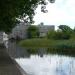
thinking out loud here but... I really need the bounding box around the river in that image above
[8,41,75,75]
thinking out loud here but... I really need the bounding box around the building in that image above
[9,22,30,39]
[10,22,55,39]
[37,24,55,37]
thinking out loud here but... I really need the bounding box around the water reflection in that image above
[8,41,75,58]
[8,41,75,75]
[16,55,75,75]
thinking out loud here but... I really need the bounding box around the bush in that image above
[47,30,56,39]
[27,25,39,38]
[47,30,71,40]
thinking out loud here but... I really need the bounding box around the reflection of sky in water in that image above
[16,55,75,75]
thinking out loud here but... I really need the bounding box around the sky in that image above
[33,0,75,29]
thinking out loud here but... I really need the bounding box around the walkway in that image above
[0,45,27,75]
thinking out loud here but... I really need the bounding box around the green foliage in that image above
[47,30,56,39]
[27,25,39,38]
[70,33,75,40]
[55,30,70,40]
[58,25,73,33]
[73,27,75,32]
[0,0,55,32]
[19,38,75,50]
[58,25,75,39]
[47,25,73,40]
[70,27,75,39]
[47,29,70,40]
[19,38,55,47]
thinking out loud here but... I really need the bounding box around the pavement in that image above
[0,45,27,75]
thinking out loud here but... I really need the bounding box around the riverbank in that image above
[0,44,27,75]
[19,38,75,49]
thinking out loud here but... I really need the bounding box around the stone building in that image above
[37,24,55,37]
[9,22,30,39]
[10,22,55,39]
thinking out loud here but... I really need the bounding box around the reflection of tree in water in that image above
[69,59,75,75]
[27,48,47,57]
[55,57,75,75]
[56,57,65,75]
[47,48,75,57]
[8,41,30,58]
[8,41,75,58]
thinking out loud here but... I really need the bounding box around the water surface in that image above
[15,49,75,75]
[8,41,75,75]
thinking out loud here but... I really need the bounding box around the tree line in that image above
[27,25,75,40]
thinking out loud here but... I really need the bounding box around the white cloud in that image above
[33,0,75,29]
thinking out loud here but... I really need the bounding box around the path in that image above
[0,45,27,75]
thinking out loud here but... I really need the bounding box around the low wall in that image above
[11,58,28,75]
[0,44,28,75]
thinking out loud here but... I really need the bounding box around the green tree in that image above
[47,29,71,40]
[0,0,55,32]
[70,27,75,40]
[55,31,70,40]
[58,25,73,39]
[47,30,56,39]
[58,25,73,33]
[27,25,39,38]
[73,27,75,33]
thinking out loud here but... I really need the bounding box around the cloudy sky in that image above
[33,0,75,29]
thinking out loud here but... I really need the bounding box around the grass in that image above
[18,38,75,57]
[18,38,75,49]
[19,38,56,47]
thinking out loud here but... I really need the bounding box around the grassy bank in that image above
[18,38,75,49]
